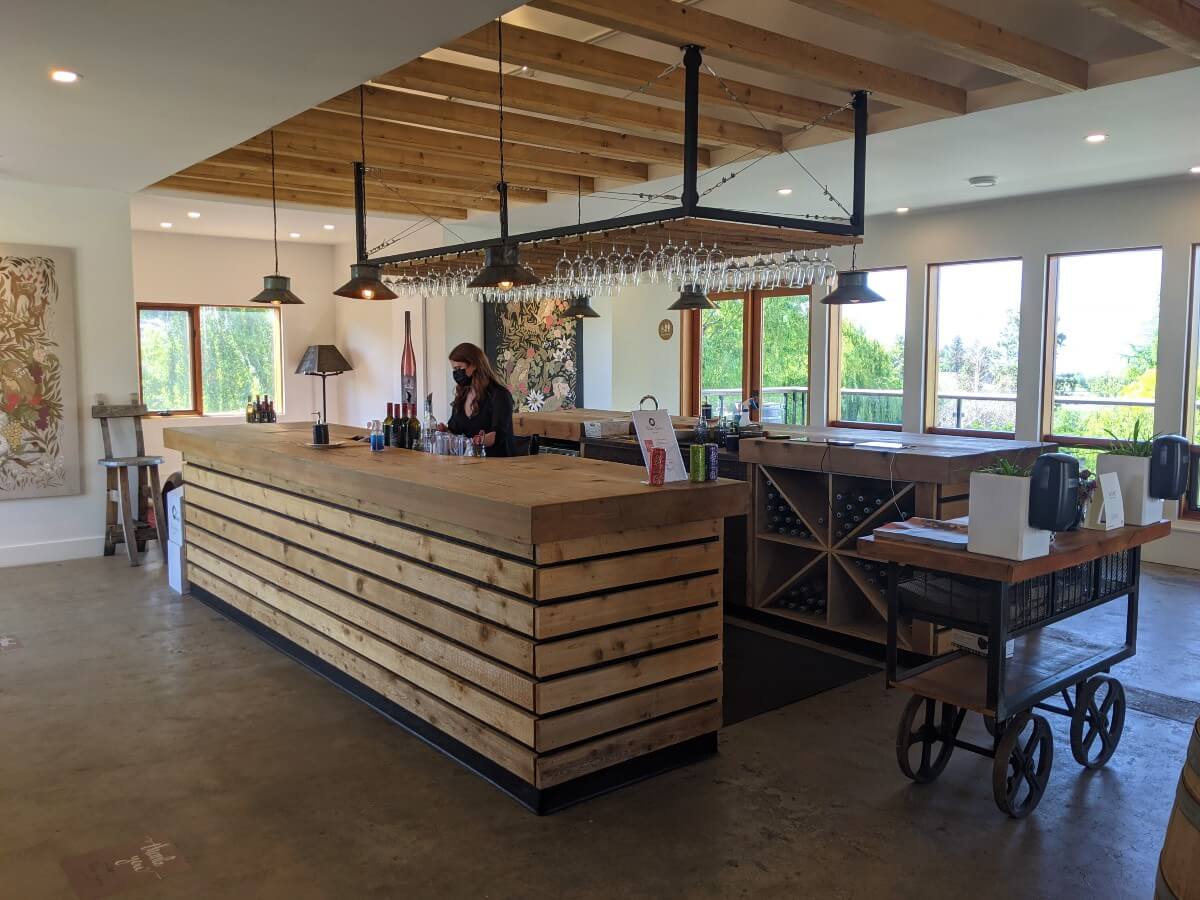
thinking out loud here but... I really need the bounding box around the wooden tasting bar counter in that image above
[163,423,747,812]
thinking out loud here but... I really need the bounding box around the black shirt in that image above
[447,383,515,457]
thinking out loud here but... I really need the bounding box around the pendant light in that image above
[333,87,398,301]
[250,131,304,305]
[668,283,716,311]
[562,294,600,319]
[467,17,540,293]
[821,244,885,305]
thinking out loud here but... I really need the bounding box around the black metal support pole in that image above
[851,90,868,234]
[681,45,702,214]
[352,161,368,262]
[320,374,328,425]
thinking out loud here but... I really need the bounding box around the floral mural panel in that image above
[0,246,81,500]
[483,299,583,413]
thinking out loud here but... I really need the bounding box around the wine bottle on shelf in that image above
[405,391,421,449]
[401,311,418,421]
[392,400,407,448]
[245,395,254,423]
[253,395,262,423]
[383,402,395,446]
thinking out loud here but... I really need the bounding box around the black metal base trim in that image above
[190,584,718,815]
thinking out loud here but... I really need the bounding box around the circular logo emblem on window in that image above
[658,319,674,341]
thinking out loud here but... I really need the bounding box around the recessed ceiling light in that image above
[50,69,80,83]
[895,207,910,214]
[1085,132,1108,144]
[323,223,335,230]
[289,232,301,238]
[1190,166,1200,175]
[159,221,173,229]
[777,187,793,196]
[186,211,201,219]
[968,175,997,188]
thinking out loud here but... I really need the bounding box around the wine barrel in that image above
[1157,717,1200,899]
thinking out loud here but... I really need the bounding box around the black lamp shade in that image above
[250,274,304,305]
[467,244,540,291]
[821,269,887,305]
[668,284,716,311]
[562,295,600,319]
[295,345,353,376]
[334,262,397,301]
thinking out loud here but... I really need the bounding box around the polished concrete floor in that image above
[2,555,1197,900]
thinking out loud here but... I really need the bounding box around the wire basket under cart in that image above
[858,523,1168,819]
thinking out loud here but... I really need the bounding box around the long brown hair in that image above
[448,342,506,413]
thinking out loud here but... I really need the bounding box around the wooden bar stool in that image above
[93,404,168,566]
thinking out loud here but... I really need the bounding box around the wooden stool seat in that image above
[98,455,165,468]
[92,403,168,567]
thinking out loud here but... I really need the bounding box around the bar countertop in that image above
[163,422,747,546]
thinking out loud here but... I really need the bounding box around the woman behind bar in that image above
[447,342,515,457]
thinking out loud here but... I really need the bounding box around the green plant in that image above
[1104,419,1158,457]
[976,458,1033,477]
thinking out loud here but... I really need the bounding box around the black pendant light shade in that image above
[250,130,304,305]
[562,294,600,319]
[821,270,886,305]
[250,274,304,305]
[467,244,539,291]
[334,262,398,300]
[668,283,716,311]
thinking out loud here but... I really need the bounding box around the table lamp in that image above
[295,345,352,426]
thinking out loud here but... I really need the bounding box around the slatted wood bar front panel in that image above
[182,457,723,790]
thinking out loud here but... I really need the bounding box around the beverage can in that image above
[689,443,706,482]
[706,442,719,481]
[649,447,666,486]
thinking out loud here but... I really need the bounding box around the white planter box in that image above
[967,472,1051,560]
[1095,453,1162,526]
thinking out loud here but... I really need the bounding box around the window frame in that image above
[923,256,1022,439]
[136,302,203,416]
[682,286,813,424]
[1041,245,1163,451]
[1182,243,1200,520]
[826,265,907,431]
[135,301,283,417]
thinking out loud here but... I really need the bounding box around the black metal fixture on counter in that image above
[821,244,886,305]
[561,294,600,319]
[295,344,353,426]
[249,131,304,306]
[466,16,539,294]
[333,87,397,301]
[667,283,716,311]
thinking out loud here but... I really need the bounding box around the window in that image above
[926,259,1022,435]
[686,288,811,424]
[136,303,282,415]
[1184,245,1200,519]
[828,268,907,428]
[1044,248,1162,465]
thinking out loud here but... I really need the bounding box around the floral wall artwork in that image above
[0,246,81,500]
[483,299,583,412]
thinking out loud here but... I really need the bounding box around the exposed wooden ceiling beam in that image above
[319,86,704,168]
[175,163,504,213]
[200,148,547,204]
[152,176,471,220]
[445,21,856,132]
[240,127,609,193]
[530,0,967,114]
[279,108,640,183]
[378,57,784,151]
[790,0,1089,92]
[1074,0,1200,59]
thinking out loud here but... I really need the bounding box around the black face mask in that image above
[452,368,470,386]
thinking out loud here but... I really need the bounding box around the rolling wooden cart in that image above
[859,521,1170,818]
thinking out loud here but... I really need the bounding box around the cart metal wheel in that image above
[992,712,1054,818]
[896,695,959,784]
[1070,675,1126,769]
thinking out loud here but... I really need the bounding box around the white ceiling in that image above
[0,0,522,192]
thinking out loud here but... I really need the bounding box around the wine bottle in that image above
[392,401,407,448]
[245,394,254,423]
[405,390,420,449]
[401,311,417,420]
[268,399,277,423]
[253,395,262,423]
[384,402,395,446]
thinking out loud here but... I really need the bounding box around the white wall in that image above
[0,180,135,566]
[132,231,339,473]
[610,283,681,413]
